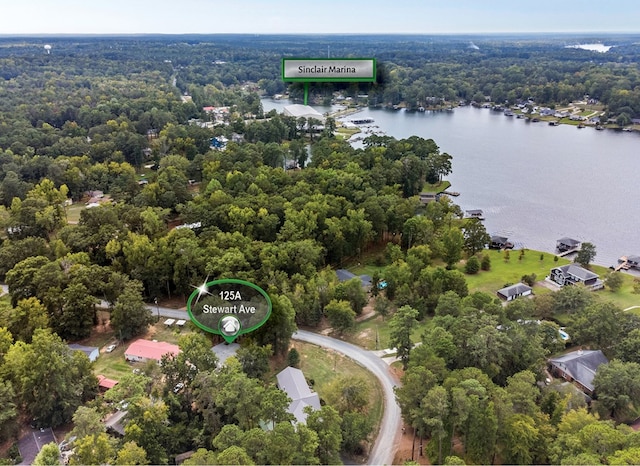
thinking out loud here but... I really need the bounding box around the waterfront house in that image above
[549,264,603,289]
[419,192,438,204]
[497,283,533,301]
[556,237,581,252]
[276,367,321,424]
[548,349,608,396]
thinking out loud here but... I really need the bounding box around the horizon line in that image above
[1,31,640,37]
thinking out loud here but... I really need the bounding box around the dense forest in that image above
[0,35,640,465]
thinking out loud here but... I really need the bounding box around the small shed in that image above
[497,283,533,301]
[68,343,99,363]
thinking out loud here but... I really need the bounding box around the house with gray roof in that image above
[497,283,532,301]
[276,366,321,424]
[548,350,609,395]
[68,343,99,362]
[335,269,372,288]
[549,264,603,290]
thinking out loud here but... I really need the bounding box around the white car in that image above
[105,344,117,353]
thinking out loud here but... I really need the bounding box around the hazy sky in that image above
[2,0,639,35]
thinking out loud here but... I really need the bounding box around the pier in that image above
[614,258,631,272]
[557,247,580,257]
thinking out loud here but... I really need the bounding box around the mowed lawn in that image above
[462,249,571,294]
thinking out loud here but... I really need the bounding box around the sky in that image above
[1,0,639,35]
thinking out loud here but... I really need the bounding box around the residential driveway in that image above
[18,427,57,465]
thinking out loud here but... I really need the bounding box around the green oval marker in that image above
[187,279,272,343]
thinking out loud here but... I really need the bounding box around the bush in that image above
[465,256,480,274]
[287,348,300,367]
[634,279,640,294]
[521,273,537,287]
[481,254,491,271]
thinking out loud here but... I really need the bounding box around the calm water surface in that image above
[263,99,640,267]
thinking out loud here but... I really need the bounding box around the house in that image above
[419,192,439,204]
[548,349,609,395]
[335,269,372,288]
[490,235,513,249]
[276,367,321,424]
[556,237,581,252]
[124,339,180,363]
[549,264,603,289]
[497,283,533,301]
[68,343,99,363]
[97,375,119,392]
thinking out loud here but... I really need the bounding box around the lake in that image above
[262,99,640,267]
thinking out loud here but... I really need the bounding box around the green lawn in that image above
[422,180,451,193]
[292,341,384,442]
[346,314,430,351]
[463,249,570,294]
[65,203,86,223]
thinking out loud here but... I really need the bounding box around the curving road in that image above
[292,330,401,466]
[1,288,403,465]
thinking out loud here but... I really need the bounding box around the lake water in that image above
[262,99,640,267]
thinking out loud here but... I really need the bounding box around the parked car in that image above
[105,344,117,353]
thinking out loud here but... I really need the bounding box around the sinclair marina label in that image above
[282,58,376,82]
[187,279,272,343]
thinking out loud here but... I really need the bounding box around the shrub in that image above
[287,348,300,367]
[465,256,480,274]
[521,273,537,287]
[481,254,491,271]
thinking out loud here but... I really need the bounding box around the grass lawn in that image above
[346,314,430,351]
[463,249,571,294]
[422,180,451,193]
[589,264,640,310]
[291,341,384,443]
[85,320,196,381]
[65,203,86,223]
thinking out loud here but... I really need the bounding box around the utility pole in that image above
[155,297,159,322]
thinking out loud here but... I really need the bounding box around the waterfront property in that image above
[548,349,608,396]
[549,264,603,290]
[619,255,640,270]
[465,209,485,220]
[419,191,439,204]
[496,283,533,301]
[556,237,581,253]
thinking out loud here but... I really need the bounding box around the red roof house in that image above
[97,375,119,391]
[125,340,180,363]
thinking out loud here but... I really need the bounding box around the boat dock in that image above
[615,258,631,272]
[557,247,580,257]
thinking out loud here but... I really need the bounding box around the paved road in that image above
[4,288,402,465]
[293,330,401,466]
